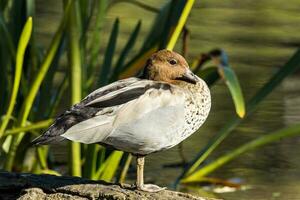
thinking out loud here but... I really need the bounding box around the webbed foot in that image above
[137,184,166,192]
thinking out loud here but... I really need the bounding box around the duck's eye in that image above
[169,59,177,65]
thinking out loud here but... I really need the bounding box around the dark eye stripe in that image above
[169,59,177,65]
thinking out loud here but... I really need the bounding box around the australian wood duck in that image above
[32,49,211,192]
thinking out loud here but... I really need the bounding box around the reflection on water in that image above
[37,0,300,199]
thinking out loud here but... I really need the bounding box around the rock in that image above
[0,171,220,200]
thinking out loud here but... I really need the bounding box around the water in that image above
[36,1,300,199]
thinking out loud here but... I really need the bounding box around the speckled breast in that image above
[180,79,211,139]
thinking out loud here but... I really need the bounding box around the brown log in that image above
[0,171,221,200]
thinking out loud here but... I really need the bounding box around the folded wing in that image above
[32,78,140,145]
[32,77,185,147]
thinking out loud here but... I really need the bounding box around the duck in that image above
[32,49,211,192]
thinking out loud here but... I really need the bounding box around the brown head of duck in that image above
[142,50,199,85]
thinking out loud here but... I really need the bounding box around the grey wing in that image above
[80,77,140,105]
[31,77,140,145]
[63,84,187,155]
[31,77,174,145]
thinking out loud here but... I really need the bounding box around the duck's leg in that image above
[136,155,166,192]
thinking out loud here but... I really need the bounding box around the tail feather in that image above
[31,132,65,146]
[31,111,87,146]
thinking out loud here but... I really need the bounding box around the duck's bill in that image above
[175,69,198,84]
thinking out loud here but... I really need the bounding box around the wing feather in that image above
[85,80,170,108]
[59,81,185,147]
[32,78,141,145]
[61,115,114,144]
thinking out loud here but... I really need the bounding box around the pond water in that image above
[36,1,300,199]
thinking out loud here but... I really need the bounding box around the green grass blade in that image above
[210,49,246,118]
[4,119,53,136]
[17,4,69,127]
[98,18,119,86]
[221,66,245,118]
[96,151,123,182]
[88,0,107,79]
[83,144,99,178]
[0,58,9,115]
[37,41,66,119]
[0,17,32,138]
[4,2,71,171]
[175,48,300,185]
[166,0,195,50]
[67,5,82,105]
[159,0,185,49]
[118,153,132,183]
[110,20,141,81]
[0,13,14,115]
[198,66,245,118]
[140,1,170,51]
[36,147,48,169]
[120,0,193,78]
[0,12,16,58]
[181,123,300,182]
[67,1,82,177]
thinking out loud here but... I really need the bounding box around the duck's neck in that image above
[176,81,204,94]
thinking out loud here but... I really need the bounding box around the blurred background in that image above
[1,0,300,200]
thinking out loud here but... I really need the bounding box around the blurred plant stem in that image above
[118,153,132,183]
[3,119,53,136]
[0,17,32,138]
[66,0,82,177]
